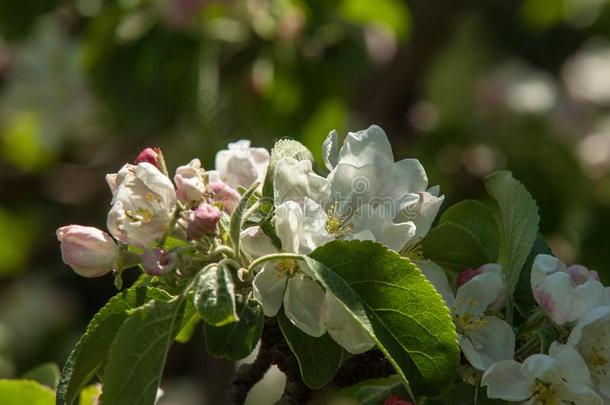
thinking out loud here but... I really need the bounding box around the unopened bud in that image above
[142,248,176,276]
[57,225,118,277]
[135,147,161,167]
[186,203,221,240]
[457,268,480,288]
[207,181,240,213]
[567,264,599,286]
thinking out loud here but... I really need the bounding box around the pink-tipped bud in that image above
[186,203,221,240]
[142,248,176,276]
[134,147,162,169]
[383,395,414,405]
[57,225,118,277]
[457,268,480,288]
[207,181,240,213]
[567,264,599,286]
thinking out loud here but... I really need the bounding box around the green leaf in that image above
[262,138,315,198]
[56,286,171,405]
[101,296,188,405]
[425,382,505,404]
[0,380,55,405]
[204,297,264,361]
[277,311,345,389]
[485,171,539,295]
[21,363,59,389]
[175,313,201,344]
[439,200,500,261]
[229,182,260,258]
[194,265,238,326]
[306,240,459,396]
[419,222,489,272]
[513,234,553,317]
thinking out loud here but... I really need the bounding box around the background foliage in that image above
[2,0,610,402]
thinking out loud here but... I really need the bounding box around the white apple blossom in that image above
[567,306,610,400]
[241,201,374,352]
[107,162,177,249]
[531,254,606,325]
[174,158,206,203]
[482,343,602,404]
[273,125,442,252]
[215,140,270,190]
[419,261,514,371]
[56,225,118,277]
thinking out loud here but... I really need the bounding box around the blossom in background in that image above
[531,254,607,325]
[482,343,602,404]
[174,158,206,203]
[567,306,610,400]
[205,181,241,213]
[185,203,221,240]
[421,262,514,371]
[107,162,177,249]
[56,225,118,277]
[215,140,269,190]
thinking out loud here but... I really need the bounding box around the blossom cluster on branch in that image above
[55,126,610,405]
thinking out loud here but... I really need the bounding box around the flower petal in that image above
[273,157,331,205]
[521,354,562,384]
[350,204,415,252]
[284,275,326,337]
[455,271,505,318]
[463,316,515,371]
[533,271,573,325]
[530,254,565,291]
[252,264,288,317]
[240,226,278,260]
[481,360,534,401]
[322,130,339,171]
[274,201,304,253]
[324,292,375,354]
[337,125,394,167]
[568,280,606,322]
[549,342,592,386]
[397,191,444,244]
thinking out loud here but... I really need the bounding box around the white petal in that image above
[337,125,394,167]
[135,162,177,207]
[568,280,606,322]
[415,260,455,307]
[549,342,592,386]
[350,204,415,252]
[521,354,562,384]
[378,158,428,200]
[567,306,610,347]
[322,130,339,171]
[273,157,331,205]
[324,292,375,354]
[463,316,515,371]
[284,275,326,337]
[531,254,565,290]
[274,201,304,253]
[252,264,287,317]
[328,162,379,212]
[240,226,278,260]
[481,360,534,401]
[556,382,603,405]
[300,198,334,253]
[455,271,505,318]
[397,191,444,244]
[533,271,574,325]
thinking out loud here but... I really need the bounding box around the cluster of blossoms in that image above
[57,126,442,356]
[56,125,610,404]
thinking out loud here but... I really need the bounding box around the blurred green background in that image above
[1,0,610,403]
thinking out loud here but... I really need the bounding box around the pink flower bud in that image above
[134,147,162,169]
[457,268,480,288]
[142,248,176,276]
[186,203,221,240]
[57,225,118,277]
[383,395,413,405]
[207,181,240,213]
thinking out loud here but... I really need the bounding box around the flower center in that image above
[325,203,352,236]
[456,312,487,333]
[125,208,153,224]
[532,382,559,405]
[276,259,298,277]
[589,346,609,376]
